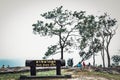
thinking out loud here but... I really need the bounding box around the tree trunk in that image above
[106,46,111,67]
[101,39,105,67]
[101,51,105,67]
[61,47,64,59]
[80,58,84,63]
[59,30,64,60]
[93,53,95,66]
[102,37,105,67]
[102,53,105,67]
[92,38,95,67]
[106,36,112,67]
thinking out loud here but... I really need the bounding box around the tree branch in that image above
[63,27,77,47]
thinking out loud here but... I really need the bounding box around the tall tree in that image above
[98,13,117,67]
[76,15,102,65]
[32,6,85,59]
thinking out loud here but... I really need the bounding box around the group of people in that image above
[1,65,10,68]
[77,62,91,69]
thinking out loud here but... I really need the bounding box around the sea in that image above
[0,59,25,67]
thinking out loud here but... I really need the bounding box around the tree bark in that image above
[93,53,95,66]
[61,47,64,59]
[106,45,111,67]
[105,36,112,67]
[101,50,105,67]
[101,38,105,67]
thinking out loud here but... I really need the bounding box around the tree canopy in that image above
[32,6,84,59]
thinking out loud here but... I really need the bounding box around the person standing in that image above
[88,62,91,69]
[82,61,86,68]
[77,62,82,69]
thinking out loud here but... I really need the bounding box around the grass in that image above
[0,69,120,80]
[0,70,56,80]
[64,69,120,80]
[37,70,56,76]
[0,73,22,80]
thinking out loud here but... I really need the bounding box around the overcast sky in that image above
[0,0,120,65]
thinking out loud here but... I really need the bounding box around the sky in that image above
[0,0,120,66]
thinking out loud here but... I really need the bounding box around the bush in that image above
[67,58,73,67]
[111,55,120,66]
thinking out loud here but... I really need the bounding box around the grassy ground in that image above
[0,70,56,80]
[0,69,120,80]
[0,72,22,80]
[64,69,120,80]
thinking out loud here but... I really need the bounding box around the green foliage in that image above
[44,45,58,59]
[73,11,86,19]
[76,15,97,38]
[98,13,117,37]
[76,14,102,61]
[32,6,75,36]
[79,51,92,60]
[32,6,85,59]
